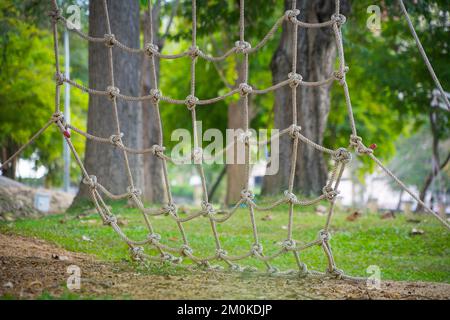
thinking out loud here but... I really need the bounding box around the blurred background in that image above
[0,0,449,219]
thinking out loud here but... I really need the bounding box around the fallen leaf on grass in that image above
[410,228,424,236]
[82,235,93,242]
[262,214,273,221]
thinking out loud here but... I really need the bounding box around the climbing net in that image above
[2,0,449,280]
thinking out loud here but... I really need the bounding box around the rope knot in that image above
[103,215,117,226]
[109,132,124,146]
[181,245,193,256]
[201,201,215,216]
[281,239,296,250]
[349,134,373,155]
[192,147,203,163]
[163,203,177,216]
[231,264,244,272]
[251,243,263,255]
[144,43,159,56]
[185,95,199,110]
[161,253,182,263]
[216,248,228,258]
[267,266,280,274]
[54,72,65,86]
[318,229,332,242]
[333,66,349,85]
[149,89,162,104]
[288,72,303,88]
[104,33,116,47]
[285,9,300,22]
[188,45,200,58]
[147,233,161,244]
[127,186,142,198]
[327,267,345,279]
[82,175,98,189]
[130,246,144,260]
[289,124,302,139]
[331,13,347,26]
[238,83,253,96]
[332,147,352,164]
[235,40,251,53]
[51,111,65,124]
[237,130,252,144]
[322,186,339,201]
[151,145,166,158]
[240,189,254,202]
[106,86,120,100]
[47,8,62,22]
[283,190,298,204]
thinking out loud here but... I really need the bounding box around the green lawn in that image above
[1,199,449,283]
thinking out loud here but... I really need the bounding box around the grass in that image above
[1,199,449,283]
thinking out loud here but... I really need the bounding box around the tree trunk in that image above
[1,140,18,179]
[262,0,350,196]
[141,4,165,203]
[73,0,143,202]
[416,109,449,212]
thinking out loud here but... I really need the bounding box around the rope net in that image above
[2,0,449,280]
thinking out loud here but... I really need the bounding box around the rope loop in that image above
[54,72,65,86]
[103,215,117,226]
[144,43,159,56]
[240,189,255,202]
[322,186,339,201]
[151,144,166,158]
[147,233,161,244]
[298,262,308,276]
[318,229,332,242]
[332,147,352,164]
[285,9,300,22]
[109,132,124,146]
[235,40,251,53]
[201,201,215,217]
[281,239,296,251]
[216,248,228,258]
[149,88,161,104]
[238,83,253,96]
[289,124,302,139]
[331,13,347,26]
[103,33,116,47]
[349,134,373,155]
[127,186,142,198]
[185,95,199,110]
[82,175,98,189]
[106,86,120,100]
[181,245,193,256]
[283,190,298,204]
[251,243,263,255]
[288,72,303,88]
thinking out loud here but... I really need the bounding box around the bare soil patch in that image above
[0,233,449,300]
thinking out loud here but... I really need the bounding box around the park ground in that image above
[0,200,449,299]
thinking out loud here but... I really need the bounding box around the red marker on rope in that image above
[369,143,377,150]
[63,129,71,139]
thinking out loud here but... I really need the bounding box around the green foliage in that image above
[0,0,88,186]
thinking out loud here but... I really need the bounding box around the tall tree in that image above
[74,0,143,201]
[263,0,350,196]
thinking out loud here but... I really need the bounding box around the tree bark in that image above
[262,0,350,196]
[141,3,165,203]
[1,140,18,179]
[73,0,143,202]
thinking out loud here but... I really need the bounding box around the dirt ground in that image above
[0,233,449,300]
